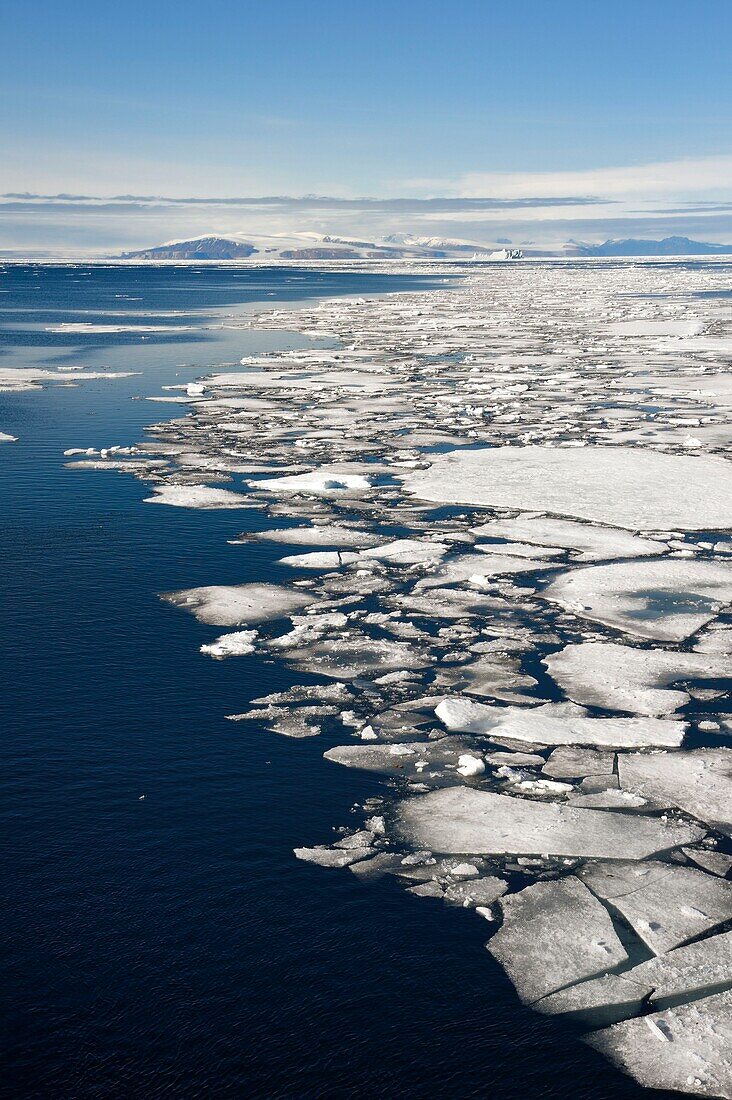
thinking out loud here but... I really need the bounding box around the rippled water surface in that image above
[1,265,677,1099]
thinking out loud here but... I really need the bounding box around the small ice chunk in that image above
[144,484,253,508]
[360,538,449,565]
[456,753,486,777]
[443,876,508,907]
[293,845,372,868]
[543,747,616,779]
[250,468,372,494]
[200,629,257,658]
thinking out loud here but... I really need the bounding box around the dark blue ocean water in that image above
[1,265,675,1099]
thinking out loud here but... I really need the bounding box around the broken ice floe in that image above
[586,989,732,1100]
[617,749,732,834]
[200,630,258,659]
[475,514,662,561]
[579,860,732,955]
[537,930,732,1023]
[145,484,255,508]
[488,877,628,1003]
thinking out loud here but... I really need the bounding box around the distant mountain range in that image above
[118,232,732,262]
[569,236,732,257]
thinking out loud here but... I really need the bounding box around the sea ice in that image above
[248,468,373,494]
[586,989,732,1099]
[200,630,258,658]
[542,747,616,778]
[474,515,661,561]
[442,876,508,907]
[617,749,732,833]
[144,484,253,508]
[360,538,449,565]
[537,931,732,1021]
[252,524,379,548]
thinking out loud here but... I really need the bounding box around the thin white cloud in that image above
[406,155,732,201]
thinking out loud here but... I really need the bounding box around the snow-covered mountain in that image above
[118,232,510,261]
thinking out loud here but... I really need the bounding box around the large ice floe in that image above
[394,787,702,859]
[542,559,732,643]
[73,259,732,1097]
[403,445,732,530]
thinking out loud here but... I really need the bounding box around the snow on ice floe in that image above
[283,636,432,680]
[394,787,702,859]
[617,749,732,833]
[403,446,732,530]
[544,641,730,716]
[586,989,732,1100]
[144,484,255,508]
[487,877,628,1003]
[435,697,685,748]
[579,860,732,956]
[164,583,312,626]
[541,558,732,642]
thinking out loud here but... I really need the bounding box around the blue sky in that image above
[1,0,731,251]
